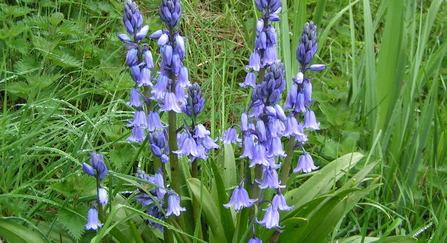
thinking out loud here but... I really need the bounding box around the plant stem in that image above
[280,135,296,192]
[96,178,109,243]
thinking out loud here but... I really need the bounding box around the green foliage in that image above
[58,207,89,242]
[0,217,49,243]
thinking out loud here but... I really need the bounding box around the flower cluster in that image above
[284,21,324,173]
[223,0,294,238]
[222,2,325,241]
[118,0,218,231]
[135,169,185,232]
[82,152,108,230]
[118,0,154,143]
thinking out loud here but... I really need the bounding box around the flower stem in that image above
[96,177,109,243]
[280,135,296,192]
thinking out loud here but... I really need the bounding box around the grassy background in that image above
[1,0,446,242]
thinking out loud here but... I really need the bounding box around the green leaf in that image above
[60,21,88,36]
[25,15,50,29]
[49,12,64,26]
[51,175,96,197]
[109,146,134,171]
[276,217,309,243]
[334,235,417,243]
[57,207,88,242]
[210,160,235,241]
[0,217,50,243]
[221,144,237,189]
[5,81,31,96]
[187,178,227,243]
[284,152,364,219]
[48,51,82,67]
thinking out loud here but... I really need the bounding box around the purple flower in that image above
[240,72,257,88]
[85,208,103,230]
[198,136,220,150]
[147,111,166,132]
[272,194,293,211]
[127,125,146,143]
[194,124,210,138]
[303,81,312,104]
[256,120,267,142]
[129,110,148,128]
[126,48,138,66]
[267,137,286,157]
[304,110,320,130]
[248,52,261,71]
[240,134,255,159]
[174,134,200,157]
[128,88,143,107]
[284,84,297,109]
[98,187,108,204]
[283,115,304,137]
[144,49,154,69]
[140,67,152,86]
[152,75,168,100]
[221,128,241,145]
[160,92,182,113]
[90,152,108,181]
[293,72,304,84]
[178,66,191,87]
[262,45,277,64]
[82,163,95,177]
[223,186,257,210]
[308,64,326,71]
[183,83,205,117]
[248,238,262,243]
[136,25,149,41]
[249,143,270,167]
[161,44,173,65]
[293,153,319,173]
[256,205,282,229]
[255,167,285,189]
[166,193,186,217]
[295,91,306,113]
[153,171,167,197]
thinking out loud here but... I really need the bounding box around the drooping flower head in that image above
[166,193,186,217]
[85,208,103,231]
[135,169,167,232]
[223,186,258,211]
[82,152,108,181]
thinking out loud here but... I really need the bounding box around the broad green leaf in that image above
[210,159,235,241]
[51,174,96,197]
[48,51,82,67]
[91,204,206,243]
[187,178,227,243]
[221,144,237,189]
[276,217,309,243]
[57,207,88,242]
[334,235,417,243]
[375,0,405,129]
[0,217,50,243]
[284,152,364,219]
[49,12,64,26]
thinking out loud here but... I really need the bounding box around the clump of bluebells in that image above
[115,0,324,241]
[82,152,108,230]
[118,0,217,234]
[222,0,325,240]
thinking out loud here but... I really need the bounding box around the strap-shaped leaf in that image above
[284,152,364,219]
